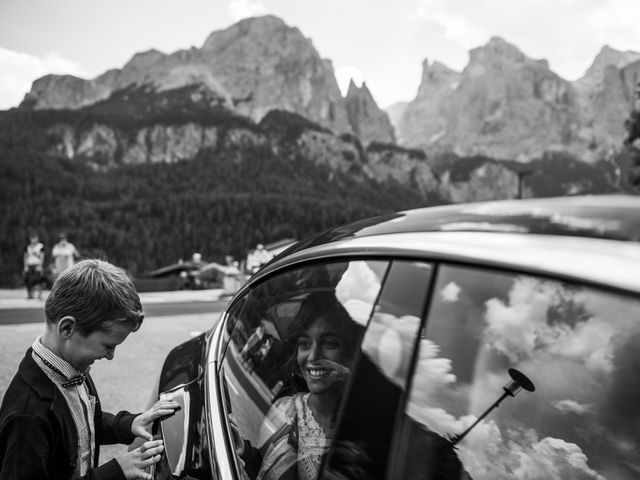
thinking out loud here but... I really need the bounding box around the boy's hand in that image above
[131,399,180,440]
[116,439,164,480]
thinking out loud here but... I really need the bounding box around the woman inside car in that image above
[234,291,361,480]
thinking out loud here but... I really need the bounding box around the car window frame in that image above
[213,255,395,480]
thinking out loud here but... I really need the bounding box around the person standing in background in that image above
[23,232,45,299]
[52,233,79,278]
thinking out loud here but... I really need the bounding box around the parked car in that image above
[140,195,640,480]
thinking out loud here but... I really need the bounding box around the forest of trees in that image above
[1,82,632,287]
[0,140,434,286]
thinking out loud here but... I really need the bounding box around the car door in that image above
[215,258,393,480]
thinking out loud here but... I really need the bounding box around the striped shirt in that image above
[31,337,96,477]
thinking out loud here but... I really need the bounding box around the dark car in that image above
[140,195,640,480]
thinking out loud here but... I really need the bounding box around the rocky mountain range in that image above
[21,15,394,145]
[19,15,640,164]
[396,38,640,161]
[3,17,632,285]
[9,14,638,208]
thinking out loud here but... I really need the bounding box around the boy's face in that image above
[63,321,133,371]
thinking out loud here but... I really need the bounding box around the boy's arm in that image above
[97,398,179,446]
[0,414,131,480]
[0,414,52,480]
[96,410,138,446]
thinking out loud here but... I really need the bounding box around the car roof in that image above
[287,195,640,254]
[252,195,640,295]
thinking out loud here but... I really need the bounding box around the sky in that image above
[1,0,640,111]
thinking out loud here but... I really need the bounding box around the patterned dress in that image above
[257,393,331,480]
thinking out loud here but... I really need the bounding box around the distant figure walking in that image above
[52,233,79,277]
[23,232,45,299]
[247,244,273,274]
[222,255,241,295]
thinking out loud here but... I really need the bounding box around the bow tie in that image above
[62,373,88,388]
[33,350,88,388]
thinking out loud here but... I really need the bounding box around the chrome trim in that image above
[253,231,640,294]
[205,312,236,479]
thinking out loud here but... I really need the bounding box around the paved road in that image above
[0,289,232,325]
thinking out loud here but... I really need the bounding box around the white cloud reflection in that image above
[335,260,383,326]
[552,399,593,415]
[405,270,640,479]
[483,276,627,375]
[439,281,461,302]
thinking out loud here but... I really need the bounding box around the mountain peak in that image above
[469,36,527,66]
[346,79,372,99]
[581,45,640,85]
[421,59,459,80]
[202,15,291,50]
[344,79,394,144]
[487,36,509,46]
[123,49,167,70]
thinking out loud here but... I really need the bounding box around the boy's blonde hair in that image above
[45,259,144,335]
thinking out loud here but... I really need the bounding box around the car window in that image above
[325,261,434,480]
[393,264,640,480]
[219,259,388,480]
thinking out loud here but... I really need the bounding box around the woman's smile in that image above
[308,368,327,377]
[305,364,332,380]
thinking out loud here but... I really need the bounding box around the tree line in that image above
[0,143,434,286]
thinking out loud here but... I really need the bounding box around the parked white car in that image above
[144,195,640,480]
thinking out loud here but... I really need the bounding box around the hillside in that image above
[0,96,432,286]
[1,80,628,287]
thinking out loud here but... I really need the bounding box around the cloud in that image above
[413,0,487,48]
[0,47,87,110]
[409,405,472,437]
[512,436,605,480]
[334,65,364,97]
[403,272,640,479]
[439,281,461,302]
[458,425,605,480]
[335,261,382,325]
[484,277,558,362]
[227,0,269,21]
[410,0,640,79]
[584,0,640,49]
[361,312,421,386]
[552,399,593,415]
[483,276,626,374]
[412,338,457,391]
[408,402,606,479]
[406,338,458,429]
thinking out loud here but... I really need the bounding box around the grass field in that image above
[0,312,221,465]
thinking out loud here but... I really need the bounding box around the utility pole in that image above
[516,170,534,199]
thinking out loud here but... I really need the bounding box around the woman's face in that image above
[297,315,349,395]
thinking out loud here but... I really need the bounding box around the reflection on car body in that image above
[141,195,640,480]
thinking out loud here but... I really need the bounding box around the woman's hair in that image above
[44,259,144,335]
[287,291,360,351]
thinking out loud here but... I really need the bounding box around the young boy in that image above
[0,259,179,480]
